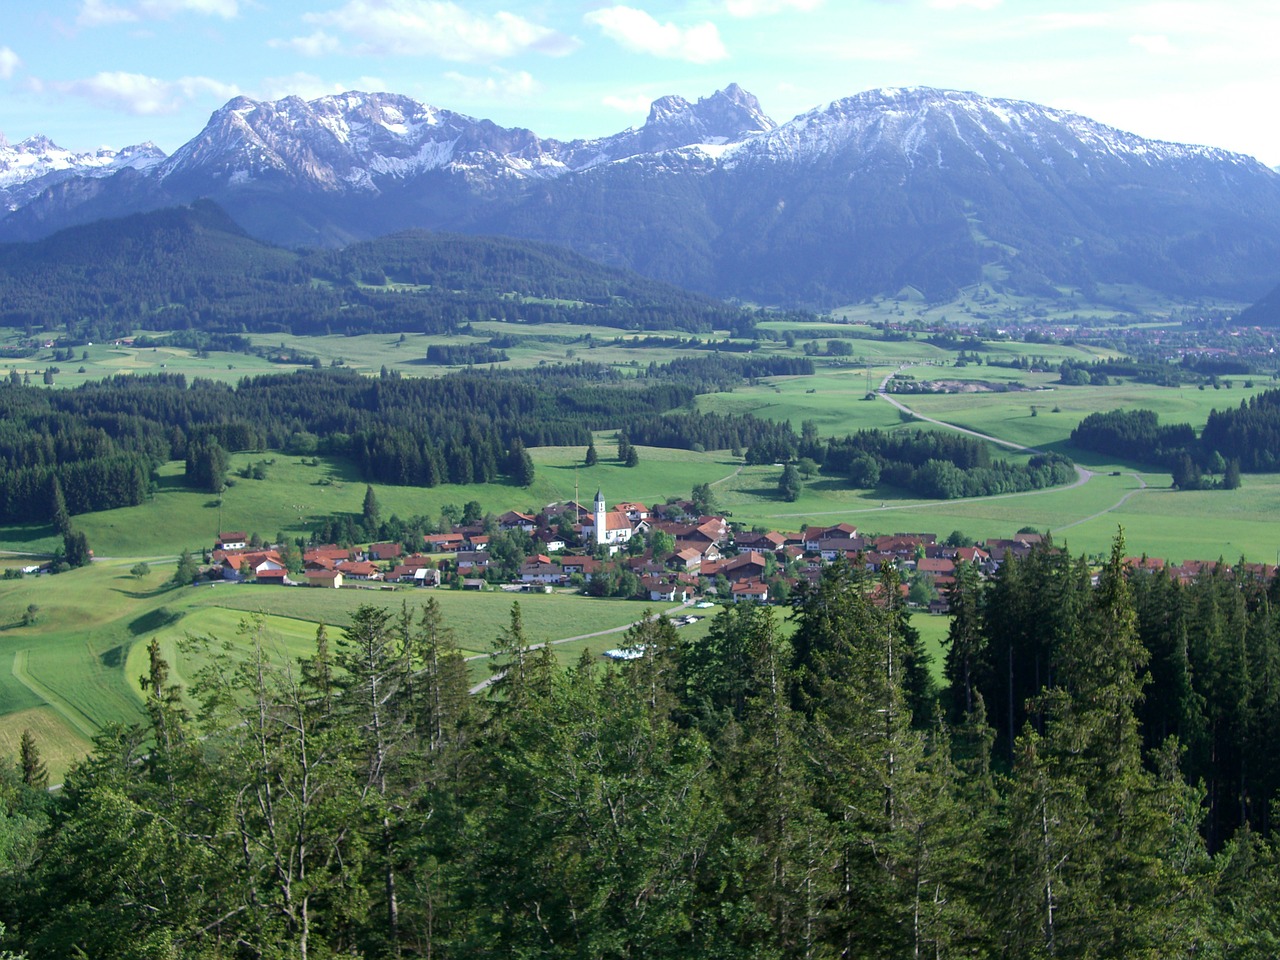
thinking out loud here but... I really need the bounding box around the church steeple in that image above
[594,489,607,545]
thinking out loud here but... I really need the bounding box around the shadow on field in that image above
[114,584,177,600]
[128,606,185,636]
[99,644,126,668]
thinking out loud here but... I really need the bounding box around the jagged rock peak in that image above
[636,83,774,153]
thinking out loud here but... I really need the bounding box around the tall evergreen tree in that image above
[362,484,381,533]
[19,728,48,790]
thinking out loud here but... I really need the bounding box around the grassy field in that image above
[4,318,1278,775]
[0,554,673,780]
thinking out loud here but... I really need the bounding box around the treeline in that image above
[626,410,799,455]
[0,368,692,514]
[3,359,832,518]
[0,203,774,340]
[821,428,1076,499]
[1072,396,1280,476]
[642,354,814,393]
[10,540,1280,956]
[1070,408,1197,465]
[1201,388,1280,471]
[423,343,509,366]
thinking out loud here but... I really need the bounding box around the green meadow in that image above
[3,320,1279,773]
[0,554,671,781]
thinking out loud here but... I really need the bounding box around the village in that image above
[201,488,1104,613]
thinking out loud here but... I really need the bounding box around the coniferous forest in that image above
[6,536,1280,957]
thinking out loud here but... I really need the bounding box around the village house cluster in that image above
[205,491,1070,608]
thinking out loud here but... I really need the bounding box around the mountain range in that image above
[4,84,1280,308]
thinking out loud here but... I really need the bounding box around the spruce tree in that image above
[362,484,381,533]
[19,728,48,790]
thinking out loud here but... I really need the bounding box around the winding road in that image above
[768,364,1151,532]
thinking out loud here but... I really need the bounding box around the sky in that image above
[2,0,1278,165]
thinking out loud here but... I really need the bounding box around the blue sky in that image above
[3,0,1278,165]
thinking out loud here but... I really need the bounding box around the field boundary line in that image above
[10,650,101,740]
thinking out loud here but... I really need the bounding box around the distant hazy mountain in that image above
[4,85,1280,307]
[0,201,756,337]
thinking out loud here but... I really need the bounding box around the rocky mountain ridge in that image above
[5,84,1280,306]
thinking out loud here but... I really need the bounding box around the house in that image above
[341,560,382,580]
[534,530,568,552]
[736,531,786,553]
[615,501,650,522]
[642,577,690,603]
[721,551,768,582]
[219,550,285,582]
[254,568,288,585]
[520,561,564,585]
[306,569,344,589]
[455,551,490,573]
[805,523,858,552]
[917,557,956,578]
[305,545,353,565]
[732,580,770,603]
[217,531,248,551]
[424,533,465,553]
[669,547,703,572]
[497,510,537,533]
[560,555,601,580]
[818,537,865,562]
[368,542,403,562]
[410,567,441,587]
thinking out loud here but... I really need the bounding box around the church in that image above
[583,490,635,550]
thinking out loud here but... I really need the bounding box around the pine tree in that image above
[584,439,598,466]
[172,548,200,586]
[944,557,984,721]
[362,484,381,533]
[506,439,535,486]
[47,473,71,536]
[778,463,802,502]
[19,728,48,790]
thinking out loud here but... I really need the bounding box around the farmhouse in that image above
[306,569,343,589]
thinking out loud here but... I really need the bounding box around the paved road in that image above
[771,364,1152,535]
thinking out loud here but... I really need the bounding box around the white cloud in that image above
[602,93,656,115]
[584,6,727,63]
[139,0,238,15]
[77,0,138,25]
[444,69,540,100]
[1130,33,1177,56]
[0,47,21,80]
[78,0,237,24]
[269,30,342,57]
[51,71,238,115]
[724,0,823,16]
[928,0,1002,9]
[301,1,578,62]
